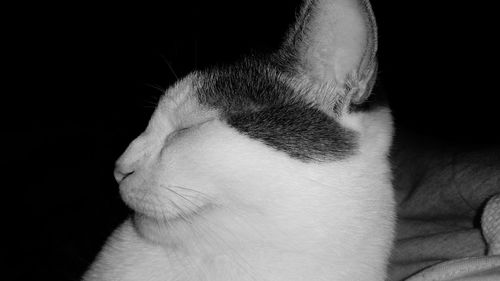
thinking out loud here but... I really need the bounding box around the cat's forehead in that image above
[160,76,217,128]
[162,59,358,162]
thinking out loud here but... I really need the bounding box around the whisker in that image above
[167,185,213,199]
[164,186,206,209]
[155,184,259,278]
[166,189,258,277]
[160,54,179,80]
[194,38,198,70]
[145,83,167,94]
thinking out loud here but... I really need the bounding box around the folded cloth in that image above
[405,194,500,281]
[482,195,500,256]
[388,135,500,281]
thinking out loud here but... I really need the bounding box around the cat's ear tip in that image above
[280,0,378,110]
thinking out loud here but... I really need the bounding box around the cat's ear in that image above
[280,0,377,110]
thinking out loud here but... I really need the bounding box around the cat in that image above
[82,0,395,280]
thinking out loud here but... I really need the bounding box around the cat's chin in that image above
[120,182,213,222]
[131,204,216,244]
[132,213,175,243]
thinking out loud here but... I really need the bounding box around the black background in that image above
[6,1,499,280]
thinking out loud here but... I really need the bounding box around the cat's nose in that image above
[113,134,152,184]
[114,165,134,184]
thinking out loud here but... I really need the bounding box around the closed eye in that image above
[177,127,190,133]
[179,118,214,132]
[166,119,214,143]
[164,127,190,144]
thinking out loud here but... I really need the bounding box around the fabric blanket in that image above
[389,135,500,281]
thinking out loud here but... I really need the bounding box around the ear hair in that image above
[278,0,378,114]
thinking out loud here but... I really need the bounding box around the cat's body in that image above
[84,1,396,280]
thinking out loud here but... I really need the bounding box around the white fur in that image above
[84,0,395,279]
[83,84,395,280]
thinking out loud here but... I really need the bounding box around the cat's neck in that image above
[132,159,392,278]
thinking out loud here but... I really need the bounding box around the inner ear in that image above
[281,0,378,109]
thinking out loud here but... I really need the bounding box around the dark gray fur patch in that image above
[195,58,357,162]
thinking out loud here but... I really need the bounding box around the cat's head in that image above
[114,0,391,236]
